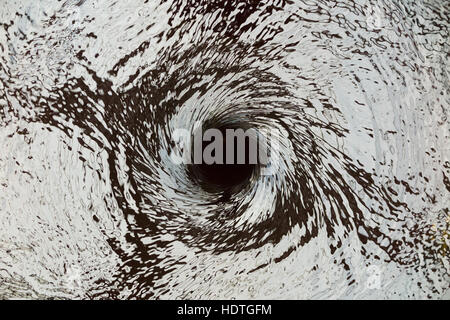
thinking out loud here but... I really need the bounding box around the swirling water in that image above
[0,0,448,299]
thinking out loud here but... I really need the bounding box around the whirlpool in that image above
[0,0,448,299]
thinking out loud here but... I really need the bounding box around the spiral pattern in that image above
[0,0,448,299]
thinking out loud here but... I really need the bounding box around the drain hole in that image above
[189,124,261,192]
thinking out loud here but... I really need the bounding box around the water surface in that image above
[0,0,448,299]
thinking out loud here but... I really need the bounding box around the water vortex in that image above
[0,0,448,299]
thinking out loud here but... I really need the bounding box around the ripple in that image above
[0,0,448,299]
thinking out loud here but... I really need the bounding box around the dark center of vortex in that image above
[189,125,259,192]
